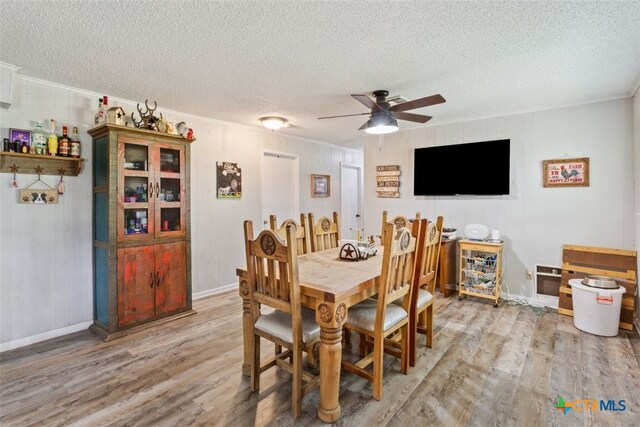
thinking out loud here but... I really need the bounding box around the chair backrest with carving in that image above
[413,217,443,295]
[269,214,310,255]
[381,210,421,246]
[243,220,302,339]
[376,222,418,321]
[308,212,340,252]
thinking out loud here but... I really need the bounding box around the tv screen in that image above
[414,139,510,196]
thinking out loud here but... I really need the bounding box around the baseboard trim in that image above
[193,283,237,300]
[0,321,93,353]
[1,285,240,353]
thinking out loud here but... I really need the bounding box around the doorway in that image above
[261,150,300,229]
[340,163,363,240]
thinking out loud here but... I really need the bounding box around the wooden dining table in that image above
[236,246,383,422]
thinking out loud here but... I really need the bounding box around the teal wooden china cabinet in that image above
[88,124,194,340]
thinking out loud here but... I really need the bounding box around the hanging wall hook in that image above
[57,168,66,195]
[9,164,19,188]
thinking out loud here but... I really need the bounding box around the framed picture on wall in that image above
[9,128,31,151]
[311,174,330,198]
[542,157,589,187]
[217,161,242,198]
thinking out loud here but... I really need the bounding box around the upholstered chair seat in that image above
[255,308,320,344]
[346,299,408,333]
[392,288,433,309]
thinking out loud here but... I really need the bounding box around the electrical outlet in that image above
[526,270,533,280]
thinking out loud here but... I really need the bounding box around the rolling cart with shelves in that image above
[458,240,504,307]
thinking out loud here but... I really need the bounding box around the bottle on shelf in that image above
[47,119,58,156]
[94,98,104,125]
[58,126,70,157]
[32,121,47,155]
[70,126,81,158]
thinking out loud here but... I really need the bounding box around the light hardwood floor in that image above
[1,292,639,426]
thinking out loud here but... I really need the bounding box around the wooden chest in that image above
[558,244,637,331]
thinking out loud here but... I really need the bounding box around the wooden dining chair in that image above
[414,217,443,351]
[243,220,320,418]
[341,222,418,400]
[380,210,421,245]
[269,214,311,255]
[308,212,340,252]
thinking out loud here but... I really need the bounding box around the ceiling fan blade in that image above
[318,112,371,120]
[358,121,369,130]
[351,94,382,112]
[394,112,432,123]
[390,94,446,113]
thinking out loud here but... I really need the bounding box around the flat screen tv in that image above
[414,139,510,196]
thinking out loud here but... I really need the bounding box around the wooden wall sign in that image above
[19,188,58,204]
[376,165,400,198]
[543,157,589,187]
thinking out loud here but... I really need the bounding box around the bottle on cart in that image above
[58,126,70,157]
[70,126,81,158]
[32,121,46,155]
[94,98,104,125]
[47,119,58,156]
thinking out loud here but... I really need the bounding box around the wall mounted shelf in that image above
[0,152,84,176]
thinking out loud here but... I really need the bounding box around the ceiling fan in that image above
[318,90,446,134]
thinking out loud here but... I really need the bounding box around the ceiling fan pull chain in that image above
[379,134,382,151]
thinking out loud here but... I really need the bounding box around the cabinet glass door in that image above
[154,146,185,237]
[118,137,152,241]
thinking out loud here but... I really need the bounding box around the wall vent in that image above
[386,95,409,106]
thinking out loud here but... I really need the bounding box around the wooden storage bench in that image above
[558,244,637,331]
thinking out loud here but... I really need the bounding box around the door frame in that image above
[260,149,300,228]
[340,162,363,239]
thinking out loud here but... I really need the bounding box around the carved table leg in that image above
[316,302,347,423]
[318,325,342,422]
[239,277,252,376]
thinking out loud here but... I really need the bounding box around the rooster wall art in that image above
[543,157,590,187]
[560,165,579,181]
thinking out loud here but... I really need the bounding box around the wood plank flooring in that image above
[1,292,639,426]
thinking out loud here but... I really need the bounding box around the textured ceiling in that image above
[1,1,639,148]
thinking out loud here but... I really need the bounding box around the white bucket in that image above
[568,279,626,336]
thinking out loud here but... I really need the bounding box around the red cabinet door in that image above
[117,246,156,327]
[155,241,187,316]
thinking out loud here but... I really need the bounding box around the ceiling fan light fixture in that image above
[364,123,399,134]
[364,112,398,134]
[259,116,287,130]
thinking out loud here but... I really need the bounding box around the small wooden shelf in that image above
[458,239,504,307]
[0,152,84,176]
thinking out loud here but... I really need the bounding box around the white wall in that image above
[0,76,362,349]
[364,98,635,297]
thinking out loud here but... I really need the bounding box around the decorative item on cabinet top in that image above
[88,122,196,142]
[125,99,195,140]
[106,106,127,126]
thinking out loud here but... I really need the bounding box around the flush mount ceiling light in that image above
[259,116,287,130]
[364,111,399,135]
